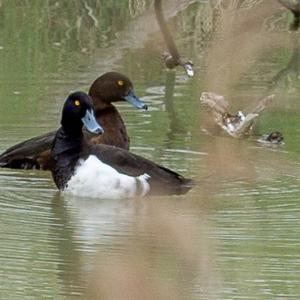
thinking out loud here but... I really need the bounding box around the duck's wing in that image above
[200,92,229,115]
[250,95,275,115]
[89,144,195,196]
[233,114,259,137]
[0,131,56,169]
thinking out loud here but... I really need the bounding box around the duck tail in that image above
[136,173,151,197]
[177,177,197,195]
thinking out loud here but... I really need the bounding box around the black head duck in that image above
[51,92,194,198]
[0,72,147,170]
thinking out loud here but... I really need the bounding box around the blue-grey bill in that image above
[124,90,148,110]
[81,109,104,134]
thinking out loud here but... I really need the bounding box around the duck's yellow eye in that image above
[74,100,80,106]
[117,80,124,86]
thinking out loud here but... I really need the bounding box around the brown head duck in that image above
[0,72,147,170]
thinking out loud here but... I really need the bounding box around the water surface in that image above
[1,1,300,299]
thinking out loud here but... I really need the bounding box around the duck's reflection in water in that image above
[50,191,148,295]
[51,193,84,297]
[83,197,218,300]
[50,191,218,299]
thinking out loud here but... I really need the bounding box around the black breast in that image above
[51,128,87,190]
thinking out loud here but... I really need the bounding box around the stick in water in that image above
[154,0,194,77]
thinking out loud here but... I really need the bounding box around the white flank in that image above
[64,155,150,199]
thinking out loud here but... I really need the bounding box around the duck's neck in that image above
[51,127,87,190]
[52,127,84,157]
[93,102,130,150]
[93,97,114,111]
[61,116,84,138]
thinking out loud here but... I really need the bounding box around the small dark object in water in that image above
[155,0,194,77]
[258,131,284,145]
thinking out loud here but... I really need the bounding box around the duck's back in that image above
[88,144,194,196]
[0,131,55,169]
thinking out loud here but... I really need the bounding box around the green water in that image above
[0,0,300,299]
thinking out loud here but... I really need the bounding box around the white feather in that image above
[64,155,150,199]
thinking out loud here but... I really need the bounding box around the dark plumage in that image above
[265,131,284,143]
[0,72,146,170]
[52,92,194,197]
[86,145,194,196]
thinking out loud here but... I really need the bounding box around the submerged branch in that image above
[154,0,194,76]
